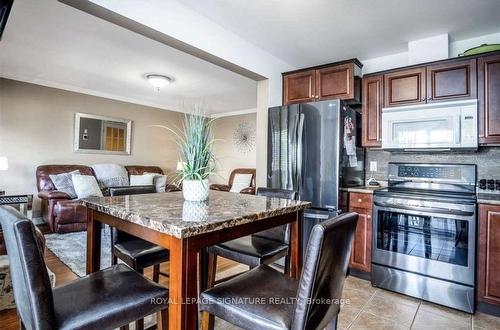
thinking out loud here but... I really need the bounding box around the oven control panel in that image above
[388,163,476,194]
[397,165,462,180]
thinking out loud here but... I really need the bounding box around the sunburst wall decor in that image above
[233,122,256,154]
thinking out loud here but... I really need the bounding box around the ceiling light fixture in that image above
[145,74,172,91]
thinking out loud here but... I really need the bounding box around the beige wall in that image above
[212,113,257,184]
[0,78,183,215]
[255,80,270,187]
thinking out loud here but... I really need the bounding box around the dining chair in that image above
[200,212,358,330]
[204,187,297,288]
[109,186,170,330]
[0,205,169,330]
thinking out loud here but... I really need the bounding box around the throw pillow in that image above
[91,164,129,188]
[229,173,253,193]
[49,170,80,199]
[130,173,156,186]
[72,174,104,199]
[145,172,167,193]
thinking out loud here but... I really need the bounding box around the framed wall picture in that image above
[74,112,132,155]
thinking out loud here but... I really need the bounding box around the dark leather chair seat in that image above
[201,264,297,330]
[0,206,169,330]
[200,212,359,330]
[109,185,169,272]
[114,240,170,270]
[207,236,288,268]
[53,264,167,330]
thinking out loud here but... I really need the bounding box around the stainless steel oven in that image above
[371,163,477,313]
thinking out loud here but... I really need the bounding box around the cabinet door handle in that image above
[421,98,426,101]
[358,199,362,203]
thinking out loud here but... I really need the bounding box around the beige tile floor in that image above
[339,276,500,330]
[214,275,500,330]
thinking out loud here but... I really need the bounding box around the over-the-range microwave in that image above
[381,99,478,151]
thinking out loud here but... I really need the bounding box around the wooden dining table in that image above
[83,190,310,330]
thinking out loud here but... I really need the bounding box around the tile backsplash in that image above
[366,147,500,181]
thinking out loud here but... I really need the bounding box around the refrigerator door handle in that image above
[289,108,298,191]
[297,113,305,199]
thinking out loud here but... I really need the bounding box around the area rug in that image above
[44,228,112,277]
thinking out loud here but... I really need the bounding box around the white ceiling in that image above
[182,0,500,67]
[0,0,257,114]
[2,0,500,115]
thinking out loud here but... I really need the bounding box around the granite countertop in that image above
[477,193,500,206]
[341,186,384,194]
[82,191,311,238]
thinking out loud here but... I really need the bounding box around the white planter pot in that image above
[182,179,209,201]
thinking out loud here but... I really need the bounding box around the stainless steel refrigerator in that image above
[267,99,364,256]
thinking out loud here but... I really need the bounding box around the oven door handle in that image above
[374,201,474,217]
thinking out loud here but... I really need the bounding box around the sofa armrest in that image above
[210,184,230,192]
[240,187,255,195]
[165,184,181,192]
[38,190,71,200]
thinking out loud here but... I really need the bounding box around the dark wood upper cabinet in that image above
[357,51,500,148]
[478,54,500,145]
[362,75,383,148]
[426,58,477,103]
[283,60,361,105]
[283,70,316,105]
[316,63,354,100]
[384,67,426,107]
[478,204,500,305]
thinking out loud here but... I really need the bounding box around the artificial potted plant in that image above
[156,107,216,201]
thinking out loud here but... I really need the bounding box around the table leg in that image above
[86,209,102,274]
[199,248,208,293]
[290,210,303,279]
[169,237,198,330]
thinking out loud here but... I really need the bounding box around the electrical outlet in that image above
[370,161,377,172]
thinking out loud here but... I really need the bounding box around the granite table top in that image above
[82,191,311,238]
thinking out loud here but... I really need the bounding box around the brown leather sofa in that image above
[210,168,256,194]
[36,165,180,233]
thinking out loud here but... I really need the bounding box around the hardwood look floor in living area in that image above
[2,230,500,330]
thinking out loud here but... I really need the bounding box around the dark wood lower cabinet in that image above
[348,192,373,273]
[478,204,500,305]
[349,206,372,272]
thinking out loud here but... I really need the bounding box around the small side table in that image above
[0,193,33,219]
